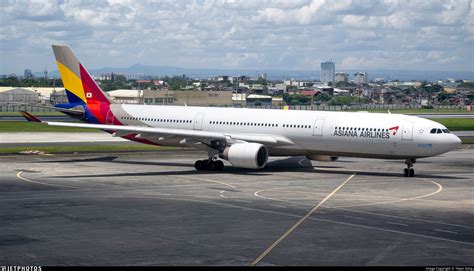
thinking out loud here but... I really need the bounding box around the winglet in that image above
[20,111,42,123]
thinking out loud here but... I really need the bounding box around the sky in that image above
[1,0,473,75]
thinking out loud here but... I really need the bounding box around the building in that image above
[267,83,286,95]
[173,91,232,106]
[299,90,320,97]
[50,89,68,104]
[320,61,335,83]
[232,93,247,107]
[216,76,229,82]
[0,88,40,103]
[0,86,65,102]
[107,89,143,104]
[354,72,368,85]
[334,72,349,83]
[373,77,385,83]
[125,74,144,80]
[24,69,33,79]
[250,84,268,94]
[108,89,233,106]
[246,94,272,106]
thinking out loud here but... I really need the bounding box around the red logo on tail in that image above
[389,126,399,135]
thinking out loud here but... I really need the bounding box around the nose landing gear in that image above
[404,158,416,177]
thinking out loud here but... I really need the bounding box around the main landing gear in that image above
[404,158,416,177]
[194,159,224,171]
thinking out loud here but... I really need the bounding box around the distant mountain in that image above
[36,64,474,82]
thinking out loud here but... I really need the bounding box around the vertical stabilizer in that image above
[52,45,113,105]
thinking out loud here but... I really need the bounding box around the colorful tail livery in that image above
[52,45,115,124]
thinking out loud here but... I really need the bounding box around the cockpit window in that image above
[431,128,450,134]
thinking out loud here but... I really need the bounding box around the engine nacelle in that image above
[221,143,268,169]
[305,155,339,162]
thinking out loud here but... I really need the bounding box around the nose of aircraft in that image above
[450,134,462,149]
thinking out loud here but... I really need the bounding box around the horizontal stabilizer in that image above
[20,111,42,123]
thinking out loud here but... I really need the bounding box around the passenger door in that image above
[312,118,325,136]
[193,113,204,131]
[402,121,414,141]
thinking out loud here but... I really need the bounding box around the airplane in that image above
[21,45,462,177]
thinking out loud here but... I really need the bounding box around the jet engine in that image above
[305,155,339,162]
[220,143,268,169]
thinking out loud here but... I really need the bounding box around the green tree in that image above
[0,76,20,86]
[329,95,358,105]
[115,74,127,83]
[162,75,188,90]
[254,78,268,85]
[283,94,311,105]
[421,84,443,93]
[457,82,474,89]
[314,92,331,102]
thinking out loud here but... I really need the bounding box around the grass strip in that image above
[429,118,474,131]
[0,145,178,154]
[361,109,473,114]
[461,138,474,144]
[0,121,99,132]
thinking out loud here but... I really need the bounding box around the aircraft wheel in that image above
[403,168,409,177]
[409,168,415,177]
[194,160,205,171]
[208,161,217,171]
[215,160,224,171]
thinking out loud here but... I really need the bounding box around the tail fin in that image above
[52,45,113,105]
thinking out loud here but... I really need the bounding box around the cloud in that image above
[0,0,473,74]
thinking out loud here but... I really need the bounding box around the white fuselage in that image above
[109,104,461,159]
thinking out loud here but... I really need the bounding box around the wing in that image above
[43,121,295,147]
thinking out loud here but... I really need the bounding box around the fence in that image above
[0,105,57,112]
[239,104,468,111]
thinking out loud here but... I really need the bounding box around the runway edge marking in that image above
[249,173,356,266]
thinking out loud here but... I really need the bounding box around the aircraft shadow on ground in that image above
[45,156,466,180]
